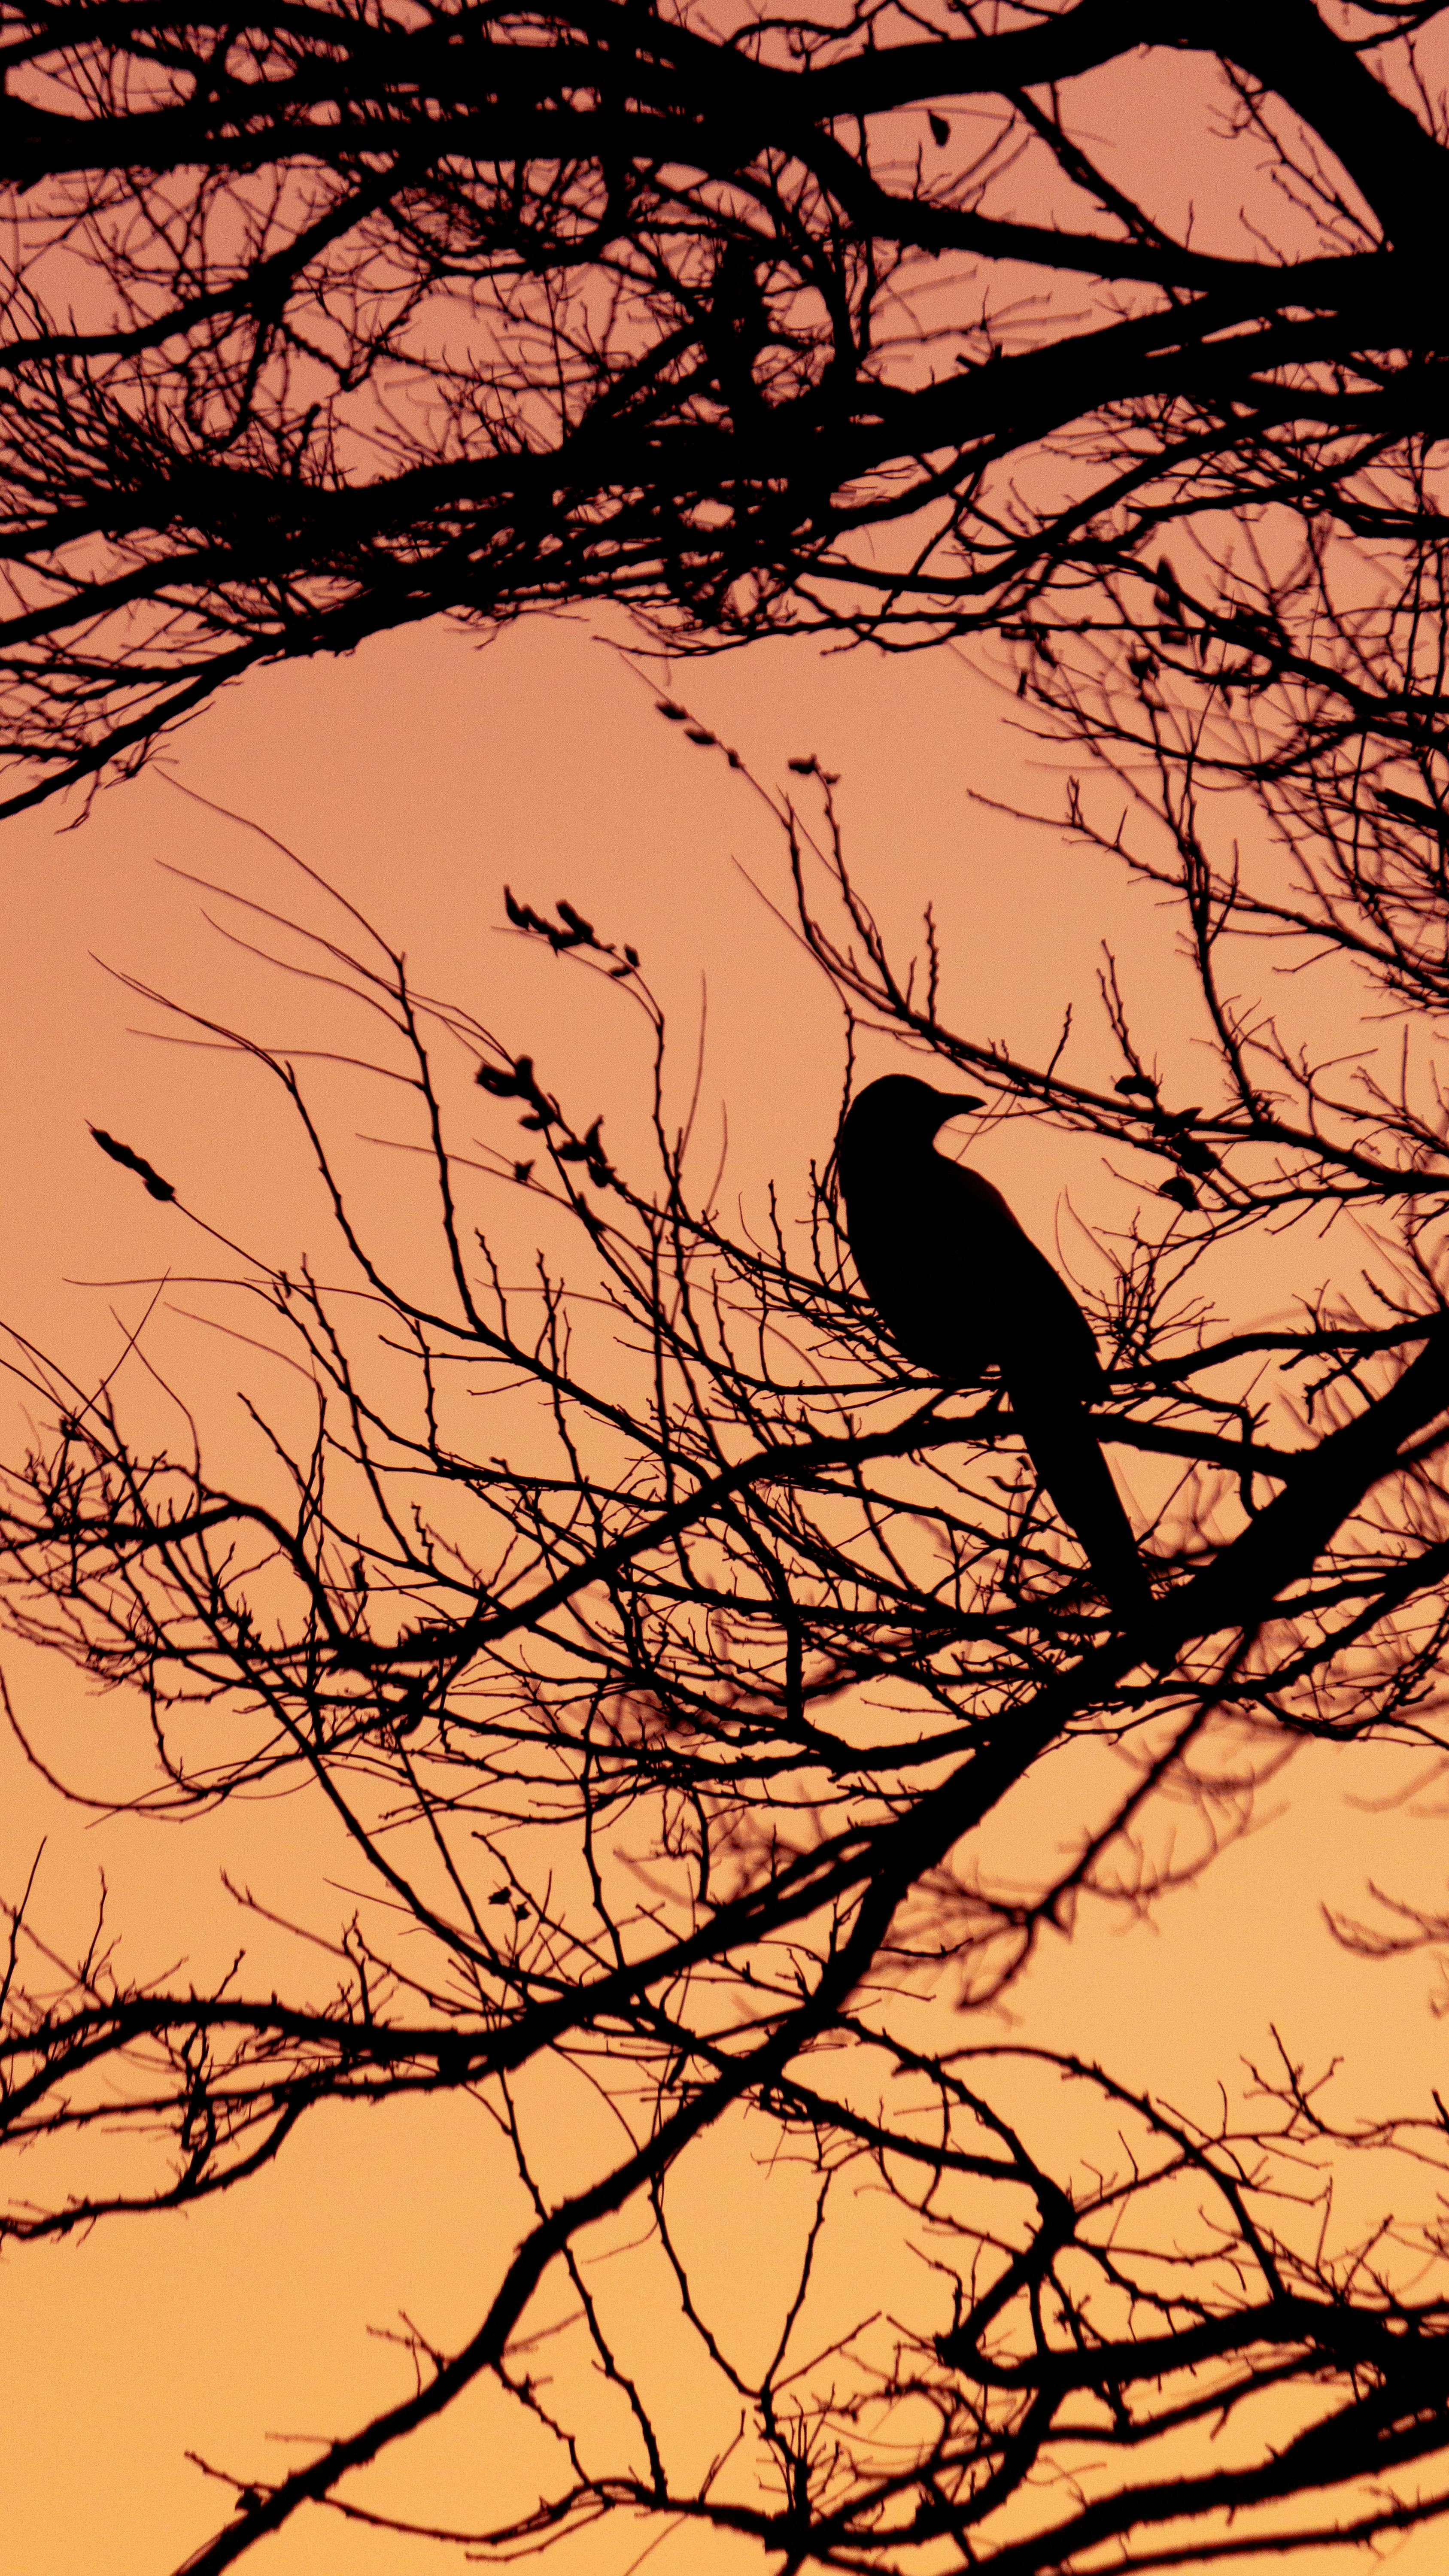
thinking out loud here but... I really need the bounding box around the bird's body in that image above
[838,1075,1150,1621]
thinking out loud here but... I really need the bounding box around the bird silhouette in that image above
[837,1075,1150,1621]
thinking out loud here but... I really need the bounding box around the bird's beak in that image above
[932,1094,984,1131]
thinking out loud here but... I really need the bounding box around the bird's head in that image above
[838,1075,985,1180]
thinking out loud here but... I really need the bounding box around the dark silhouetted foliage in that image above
[0,0,1447,807]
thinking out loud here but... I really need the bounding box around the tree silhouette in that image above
[7,630,1449,2564]
[0,0,1447,809]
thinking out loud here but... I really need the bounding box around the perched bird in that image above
[837,1075,1150,1621]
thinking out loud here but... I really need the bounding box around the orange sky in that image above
[2,607,1449,2573]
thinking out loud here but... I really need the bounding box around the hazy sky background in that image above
[4,605,1449,2572]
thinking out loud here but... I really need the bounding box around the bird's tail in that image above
[1006,1382,1152,1623]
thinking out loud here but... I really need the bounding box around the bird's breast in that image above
[842,1164,1004,1379]
[841,1154,1103,1397]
